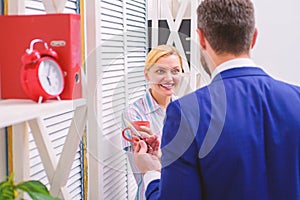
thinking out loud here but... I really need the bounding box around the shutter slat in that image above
[102,88,125,99]
[101,0,123,10]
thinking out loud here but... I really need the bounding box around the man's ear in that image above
[251,28,258,49]
[196,28,206,50]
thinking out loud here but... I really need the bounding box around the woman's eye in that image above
[171,69,180,75]
[156,69,165,74]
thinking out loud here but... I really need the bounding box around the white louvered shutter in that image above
[24,0,79,14]
[95,0,147,199]
[126,1,148,199]
[24,1,84,199]
[126,0,147,103]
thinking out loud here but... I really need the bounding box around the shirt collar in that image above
[211,58,258,80]
[144,89,162,114]
[144,89,177,114]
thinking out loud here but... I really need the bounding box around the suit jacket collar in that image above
[211,67,269,83]
[211,58,257,79]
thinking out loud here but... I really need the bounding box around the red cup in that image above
[122,121,150,142]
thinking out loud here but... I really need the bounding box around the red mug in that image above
[122,121,150,142]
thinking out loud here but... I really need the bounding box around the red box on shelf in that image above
[0,14,82,100]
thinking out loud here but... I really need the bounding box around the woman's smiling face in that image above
[145,54,182,98]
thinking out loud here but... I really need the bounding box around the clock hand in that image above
[48,65,51,76]
[47,76,52,86]
[46,65,52,86]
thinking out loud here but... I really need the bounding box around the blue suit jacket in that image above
[146,67,300,200]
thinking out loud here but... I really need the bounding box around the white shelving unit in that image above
[0,98,87,199]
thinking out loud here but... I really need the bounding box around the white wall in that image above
[252,0,300,86]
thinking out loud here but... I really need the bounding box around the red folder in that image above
[0,14,82,100]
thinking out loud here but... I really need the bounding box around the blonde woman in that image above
[121,44,183,200]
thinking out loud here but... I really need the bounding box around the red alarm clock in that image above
[21,39,65,103]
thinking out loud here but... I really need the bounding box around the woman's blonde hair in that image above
[144,45,183,71]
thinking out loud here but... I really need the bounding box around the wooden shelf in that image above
[0,98,86,128]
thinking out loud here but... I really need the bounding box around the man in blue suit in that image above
[133,0,300,199]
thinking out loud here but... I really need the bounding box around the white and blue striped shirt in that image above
[121,89,169,200]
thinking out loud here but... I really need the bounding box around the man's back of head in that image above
[197,0,255,56]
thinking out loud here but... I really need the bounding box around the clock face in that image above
[38,59,64,95]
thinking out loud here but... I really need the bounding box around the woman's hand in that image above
[138,125,154,138]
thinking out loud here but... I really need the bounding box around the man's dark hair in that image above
[197,0,255,55]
